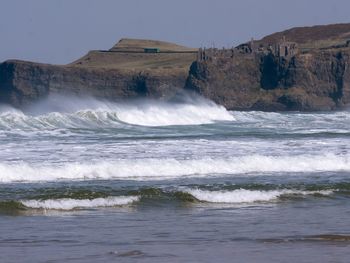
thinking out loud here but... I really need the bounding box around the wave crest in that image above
[186,189,333,204]
[0,95,234,129]
[21,196,139,210]
[0,153,349,183]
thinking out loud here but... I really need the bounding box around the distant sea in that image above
[1,95,350,263]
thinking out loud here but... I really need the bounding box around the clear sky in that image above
[0,0,349,64]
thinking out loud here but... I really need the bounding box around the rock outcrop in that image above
[186,23,350,111]
[0,39,197,107]
[186,48,350,111]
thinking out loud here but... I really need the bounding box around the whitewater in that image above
[1,95,350,263]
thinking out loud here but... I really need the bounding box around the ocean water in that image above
[0,95,350,262]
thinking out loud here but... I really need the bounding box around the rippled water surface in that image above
[0,96,350,263]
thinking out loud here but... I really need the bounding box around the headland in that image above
[1,23,350,111]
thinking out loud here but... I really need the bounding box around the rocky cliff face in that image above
[186,49,350,111]
[185,23,350,111]
[0,60,187,107]
[0,38,197,107]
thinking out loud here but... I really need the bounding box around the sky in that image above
[0,0,349,64]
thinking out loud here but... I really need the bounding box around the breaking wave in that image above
[0,95,234,129]
[21,196,139,210]
[185,189,333,204]
[1,153,349,182]
[0,187,336,213]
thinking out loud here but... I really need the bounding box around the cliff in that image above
[186,48,350,111]
[0,39,197,107]
[1,24,350,111]
[186,23,350,111]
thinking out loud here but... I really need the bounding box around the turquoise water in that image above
[0,96,350,262]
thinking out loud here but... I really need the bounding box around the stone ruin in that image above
[197,47,235,61]
[272,37,298,58]
[196,37,299,62]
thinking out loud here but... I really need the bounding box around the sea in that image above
[0,94,350,263]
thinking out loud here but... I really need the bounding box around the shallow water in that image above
[0,96,350,262]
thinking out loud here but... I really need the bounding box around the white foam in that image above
[232,110,350,134]
[21,196,139,210]
[113,101,234,126]
[0,153,349,183]
[186,189,333,204]
[0,95,234,129]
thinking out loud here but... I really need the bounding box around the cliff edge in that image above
[186,23,350,110]
[0,39,197,107]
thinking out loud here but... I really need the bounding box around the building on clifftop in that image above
[274,37,298,58]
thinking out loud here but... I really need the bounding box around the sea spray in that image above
[0,95,234,130]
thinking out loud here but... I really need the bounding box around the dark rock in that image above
[186,47,350,111]
[0,39,196,108]
[0,60,187,108]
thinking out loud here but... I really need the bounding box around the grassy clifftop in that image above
[257,23,350,50]
[110,38,198,52]
[71,38,198,72]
